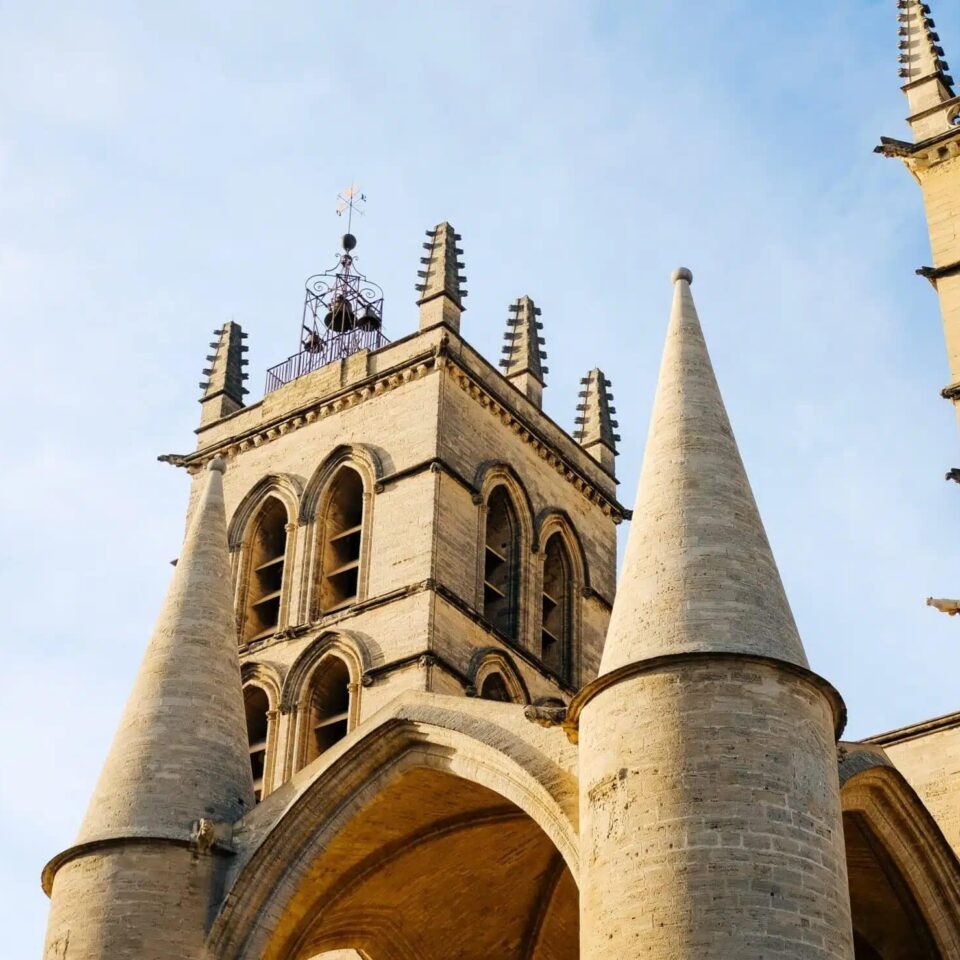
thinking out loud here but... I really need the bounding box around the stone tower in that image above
[41,223,626,958]
[575,270,854,958]
[877,0,960,425]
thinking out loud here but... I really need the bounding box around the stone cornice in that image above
[866,708,960,747]
[538,652,847,745]
[443,362,627,521]
[160,341,629,522]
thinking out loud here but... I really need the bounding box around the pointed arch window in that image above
[243,497,289,643]
[319,467,365,613]
[303,656,352,766]
[479,672,512,702]
[483,487,520,639]
[243,685,271,802]
[541,533,572,681]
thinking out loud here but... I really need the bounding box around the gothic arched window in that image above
[541,533,572,681]
[479,672,512,702]
[319,468,365,613]
[483,487,520,639]
[243,497,289,643]
[303,656,352,766]
[244,685,271,802]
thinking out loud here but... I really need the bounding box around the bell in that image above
[358,305,381,332]
[302,329,322,353]
[323,296,355,333]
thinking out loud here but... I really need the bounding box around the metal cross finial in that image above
[336,182,367,234]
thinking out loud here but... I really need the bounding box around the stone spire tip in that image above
[671,266,693,285]
[599,272,808,675]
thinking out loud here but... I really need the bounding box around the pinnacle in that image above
[599,269,808,676]
[895,0,957,140]
[500,296,548,406]
[200,321,248,426]
[898,0,953,87]
[574,368,619,471]
[76,459,254,844]
[416,222,467,332]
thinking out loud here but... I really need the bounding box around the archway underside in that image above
[845,811,940,959]
[264,768,578,960]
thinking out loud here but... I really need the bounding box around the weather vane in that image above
[336,183,367,235]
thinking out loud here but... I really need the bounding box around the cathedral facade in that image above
[40,3,960,957]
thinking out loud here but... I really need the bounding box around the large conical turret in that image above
[43,459,254,960]
[577,269,853,960]
[77,458,254,842]
[600,268,806,674]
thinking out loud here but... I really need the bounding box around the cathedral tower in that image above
[575,271,854,959]
[877,0,960,426]
[43,220,625,957]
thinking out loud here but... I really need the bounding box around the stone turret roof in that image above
[76,459,254,844]
[599,268,808,676]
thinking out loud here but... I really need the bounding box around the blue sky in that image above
[4,0,960,953]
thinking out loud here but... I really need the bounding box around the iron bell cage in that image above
[266,233,388,393]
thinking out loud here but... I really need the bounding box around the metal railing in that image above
[265,326,390,393]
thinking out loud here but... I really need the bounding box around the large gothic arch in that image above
[840,747,960,958]
[209,692,579,960]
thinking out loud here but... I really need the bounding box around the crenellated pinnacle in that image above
[200,320,248,427]
[500,296,548,408]
[574,368,619,473]
[416,222,467,333]
[76,459,254,845]
[599,268,808,676]
[896,0,957,140]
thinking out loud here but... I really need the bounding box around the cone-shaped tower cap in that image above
[600,269,808,676]
[76,458,255,843]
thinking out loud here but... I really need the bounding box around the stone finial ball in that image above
[671,267,693,285]
[209,457,227,474]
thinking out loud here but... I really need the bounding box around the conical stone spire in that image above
[896,0,956,140]
[600,267,807,676]
[574,368,619,473]
[200,321,249,427]
[500,295,548,407]
[416,222,467,333]
[76,458,254,845]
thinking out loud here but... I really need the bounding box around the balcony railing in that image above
[265,326,390,394]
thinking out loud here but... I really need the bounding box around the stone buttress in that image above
[42,460,254,960]
[574,270,855,959]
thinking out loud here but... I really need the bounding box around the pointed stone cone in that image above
[500,295,547,407]
[76,458,254,845]
[600,268,807,676]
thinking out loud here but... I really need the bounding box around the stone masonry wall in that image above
[579,659,853,959]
